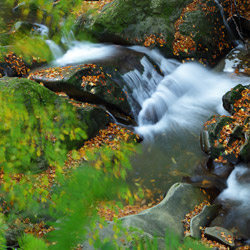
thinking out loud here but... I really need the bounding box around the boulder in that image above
[201,115,240,164]
[77,0,230,63]
[0,77,108,172]
[222,84,248,114]
[82,183,210,249]
[201,84,250,163]
[29,64,132,116]
[121,183,210,237]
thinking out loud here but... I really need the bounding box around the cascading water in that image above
[48,34,250,195]
[53,42,237,140]
[123,46,237,140]
[217,164,250,238]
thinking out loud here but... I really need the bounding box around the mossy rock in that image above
[178,0,228,61]
[200,115,240,164]
[76,0,229,62]
[222,84,249,114]
[29,64,132,116]
[76,0,194,57]
[0,77,108,172]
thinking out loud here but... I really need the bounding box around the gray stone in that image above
[121,183,209,237]
[190,205,219,239]
[82,183,210,249]
[204,226,234,247]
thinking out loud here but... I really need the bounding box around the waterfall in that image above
[50,39,239,140]
[45,40,64,59]
[123,47,235,140]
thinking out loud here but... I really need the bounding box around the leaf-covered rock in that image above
[201,84,250,164]
[76,0,230,63]
[29,64,132,116]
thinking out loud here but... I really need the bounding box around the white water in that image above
[46,35,250,232]
[45,40,64,59]
[123,47,236,140]
[219,165,250,205]
[218,165,250,237]
[50,41,238,140]
[55,41,119,66]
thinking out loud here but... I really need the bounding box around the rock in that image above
[77,0,230,63]
[82,183,210,249]
[204,226,234,247]
[190,204,219,239]
[0,77,108,172]
[121,183,210,237]
[202,84,250,163]
[29,63,132,117]
[201,115,240,164]
[222,84,249,114]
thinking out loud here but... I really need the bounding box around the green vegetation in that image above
[0,80,138,249]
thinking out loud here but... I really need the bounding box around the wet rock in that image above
[201,115,240,164]
[77,0,229,63]
[190,204,219,239]
[228,15,250,40]
[222,84,249,114]
[204,226,234,247]
[29,64,132,117]
[216,45,250,75]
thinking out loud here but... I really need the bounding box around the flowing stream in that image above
[48,37,250,197]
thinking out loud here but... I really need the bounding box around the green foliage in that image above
[2,144,136,250]
[0,80,87,173]
[0,78,89,231]
[133,230,210,250]
[18,234,48,250]
[0,213,7,249]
